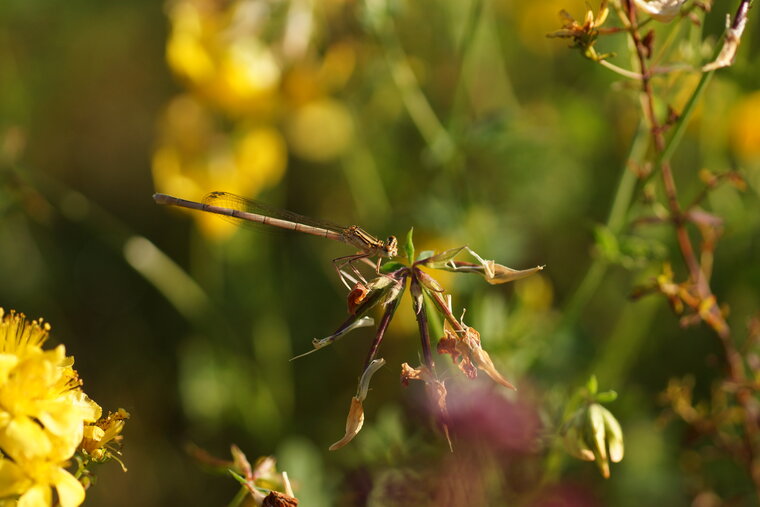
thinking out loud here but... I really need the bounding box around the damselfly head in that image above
[385,236,398,258]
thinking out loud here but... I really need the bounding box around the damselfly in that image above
[153,192,398,286]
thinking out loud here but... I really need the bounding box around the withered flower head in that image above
[547,1,612,61]
[299,229,542,449]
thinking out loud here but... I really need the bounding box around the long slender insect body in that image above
[153,192,398,260]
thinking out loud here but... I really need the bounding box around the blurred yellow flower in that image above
[730,90,760,161]
[157,0,362,238]
[152,95,287,239]
[286,98,354,162]
[166,0,281,116]
[166,2,215,84]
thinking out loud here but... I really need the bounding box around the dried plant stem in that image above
[363,290,403,369]
[412,278,435,369]
[624,0,759,497]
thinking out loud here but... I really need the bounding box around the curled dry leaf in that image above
[442,261,544,285]
[347,282,369,314]
[330,359,385,450]
[329,396,364,451]
[703,4,749,71]
[291,316,375,360]
[437,327,478,380]
[437,324,516,390]
[484,264,544,285]
[400,362,423,385]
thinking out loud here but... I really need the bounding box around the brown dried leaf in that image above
[329,397,364,451]
[263,491,299,507]
[703,7,748,71]
[347,282,369,314]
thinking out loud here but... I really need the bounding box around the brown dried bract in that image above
[263,491,299,506]
[347,282,369,314]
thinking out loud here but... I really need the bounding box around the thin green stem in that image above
[657,69,713,168]
[4,164,222,333]
[598,59,642,79]
[377,23,456,163]
[226,486,250,507]
[561,118,648,325]
[446,0,485,125]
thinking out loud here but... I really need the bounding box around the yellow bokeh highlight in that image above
[157,0,362,237]
[286,98,354,162]
[166,1,282,117]
[152,94,287,239]
[166,2,215,84]
[730,91,760,161]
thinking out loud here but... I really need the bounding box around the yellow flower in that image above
[547,1,611,61]
[0,456,84,507]
[286,98,354,162]
[166,0,281,115]
[151,95,287,239]
[730,91,760,162]
[81,409,130,471]
[0,344,101,464]
[0,309,49,357]
[0,308,102,507]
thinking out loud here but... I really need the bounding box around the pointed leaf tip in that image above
[404,228,415,262]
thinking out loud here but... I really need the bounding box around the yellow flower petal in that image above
[18,484,51,507]
[0,458,30,497]
[0,416,53,461]
[53,467,85,507]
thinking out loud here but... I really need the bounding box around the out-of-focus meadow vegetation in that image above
[1,0,759,505]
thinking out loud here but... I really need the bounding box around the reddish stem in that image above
[624,0,758,496]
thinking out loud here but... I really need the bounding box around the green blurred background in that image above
[1,0,759,505]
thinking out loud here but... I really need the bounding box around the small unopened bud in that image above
[602,407,624,463]
[562,418,595,462]
[587,403,610,477]
[561,402,624,479]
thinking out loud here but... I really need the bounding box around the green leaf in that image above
[228,469,247,485]
[416,250,435,262]
[586,375,598,395]
[594,225,620,262]
[422,246,466,269]
[404,227,415,262]
[380,261,407,273]
[596,390,618,403]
